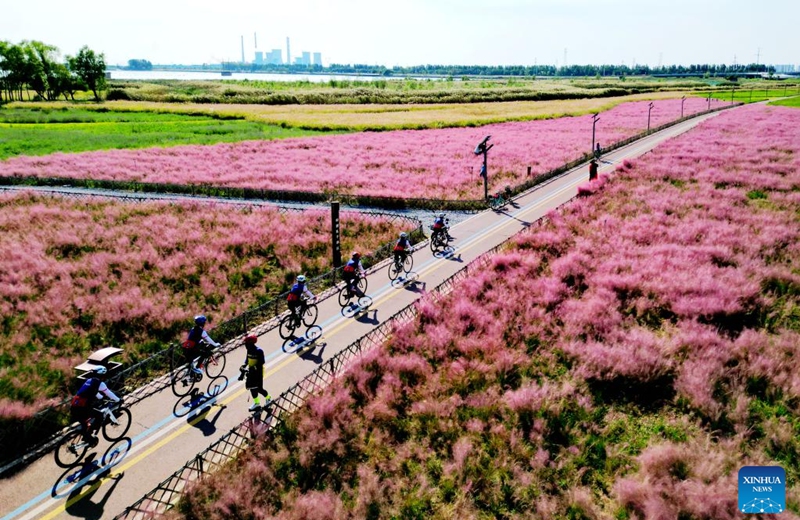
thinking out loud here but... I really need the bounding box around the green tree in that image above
[69,46,106,100]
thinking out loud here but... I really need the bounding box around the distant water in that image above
[108,70,427,82]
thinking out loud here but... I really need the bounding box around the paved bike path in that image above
[0,109,725,520]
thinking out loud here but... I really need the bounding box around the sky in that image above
[3,0,798,68]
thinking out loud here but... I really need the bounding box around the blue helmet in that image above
[194,315,207,326]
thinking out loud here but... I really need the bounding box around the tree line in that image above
[331,62,776,78]
[0,40,107,102]
[169,61,776,79]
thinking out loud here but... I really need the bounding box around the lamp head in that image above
[474,135,491,155]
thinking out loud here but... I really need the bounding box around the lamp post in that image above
[707,92,711,110]
[680,95,686,118]
[591,113,600,157]
[474,136,493,201]
[647,102,654,132]
[731,86,735,104]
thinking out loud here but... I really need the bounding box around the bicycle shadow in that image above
[172,384,222,418]
[188,402,225,437]
[64,462,124,520]
[393,271,426,293]
[493,209,531,227]
[354,308,379,325]
[50,437,131,520]
[436,247,463,263]
[298,341,328,364]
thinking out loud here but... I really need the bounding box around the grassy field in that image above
[710,85,800,104]
[171,102,800,519]
[4,91,723,134]
[770,95,800,108]
[0,106,337,160]
[0,193,409,413]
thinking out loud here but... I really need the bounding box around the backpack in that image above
[343,262,356,274]
[182,326,203,349]
[71,378,101,409]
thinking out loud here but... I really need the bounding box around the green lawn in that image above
[709,86,800,104]
[770,95,800,108]
[0,106,338,159]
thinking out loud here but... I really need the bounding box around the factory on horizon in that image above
[246,34,322,66]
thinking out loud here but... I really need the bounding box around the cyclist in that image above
[432,213,452,241]
[393,232,411,267]
[69,366,121,447]
[183,315,221,376]
[238,335,272,411]
[342,251,366,297]
[287,275,315,320]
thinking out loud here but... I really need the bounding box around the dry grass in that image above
[12,91,696,131]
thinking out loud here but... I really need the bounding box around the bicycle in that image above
[429,227,448,253]
[55,400,132,468]
[388,251,414,281]
[170,342,227,398]
[488,192,507,210]
[338,273,368,307]
[279,297,318,339]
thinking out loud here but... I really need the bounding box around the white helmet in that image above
[296,275,306,283]
[400,232,408,239]
[92,365,107,376]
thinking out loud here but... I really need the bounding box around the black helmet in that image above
[194,315,207,326]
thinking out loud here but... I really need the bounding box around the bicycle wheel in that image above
[402,254,414,274]
[169,345,183,373]
[388,259,402,281]
[278,313,297,339]
[430,232,442,252]
[171,364,196,398]
[204,350,226,378]
[338,284,353,308]
[303,303,319,327]
[356,276,368,295]
[102,406,132,441]
[54,430,88,468]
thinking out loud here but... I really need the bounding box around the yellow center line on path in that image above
[34,388,249,520]
[34,169,589,520]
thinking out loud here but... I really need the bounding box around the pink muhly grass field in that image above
[173,103,800,518]
[0,98,715,200]
[0,192,406,416]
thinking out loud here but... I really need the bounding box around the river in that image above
[108,70,435,82]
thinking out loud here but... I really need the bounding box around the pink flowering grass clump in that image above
[0,98,713,200]
[0,192,406,413]
[171,103,800,519]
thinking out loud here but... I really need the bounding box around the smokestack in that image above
[254,32,257,50]
[241,35,245,63]
[286,37,291,66]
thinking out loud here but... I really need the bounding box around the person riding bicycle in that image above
[394,232,411,266]
[183,315,221,376]
[342,251,366,297]
[432,213,452,241]
[287,275,315,320]
[238,335,272,411]
[69,366,121,447]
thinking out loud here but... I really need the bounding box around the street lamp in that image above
[681,95,686,118]
[647,102,654,132]
[474,135,493,201]
[591,113,600,158]
[707,92,711,111]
